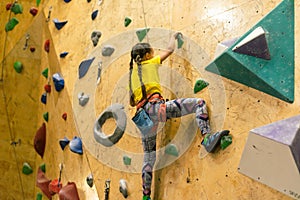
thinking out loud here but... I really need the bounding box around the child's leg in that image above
[166,98,211,135]
[141,124,158,197]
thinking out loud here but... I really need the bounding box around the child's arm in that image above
[159,32,182,63]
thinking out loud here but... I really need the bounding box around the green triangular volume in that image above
[136,28,150,42]
[205,0,294,103]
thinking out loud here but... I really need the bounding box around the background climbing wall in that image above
[0,0,299,200]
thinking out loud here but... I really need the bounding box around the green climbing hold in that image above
[36,192,42,200]
[11,3,23,14]
[165,144,179,157]
[5,17,19,32]
[124,17,132,27]
[13,61,23,73]
[194,79,209,94]
[42,68,48,78]
[22,162,33,175]
[39,163,46,173]
[43,112,49,122]
[176,33,184,49]
[123,155,131,165]
[136,28,150,42]
[220,135,232,150]
[36,0,42,7]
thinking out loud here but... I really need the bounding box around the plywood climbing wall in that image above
[0,0,299,200]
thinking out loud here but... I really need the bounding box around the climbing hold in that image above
[176,33,184,49]
[91,31,102,46]
[119,179,128,198]
[64,0,72,2]
[60,52,69,58]
[36,192,42,200]
[94,104,127,147]
[78,92,89,106]
[42,68,48,79]
[91,10,98,20]
[194,78,209,94]
[44,84,51,93]
[36,168,53,199]
[13,61,23,73]
[30,7,38,16]
[165,144,179,157]
[36,0,41,7]
[124,17,132,27]
[78,57,95,79]
[34,123,46,158]
[11,3,23,14]
[22,162,33,175]
[136,28,150,42]
[39,163,46,173]
[6,3,12,10]
[49,179,62,194]
[69,136,83,155]
[123,155,131,165]
[59,182,80,200]
[41,93,47,104]
[62,112,67,120]
[43,112,49,122]
[86,174,94,187]
[5,17,19,32]
[59,137,70,150]
[53,19,68,30]
[102,45,115,57]
[220,135,232,150]
[87,0,91,2]
[52,73,65,92]
[97,61,102,84]
[44,39,50,53]
[30,47,36,52]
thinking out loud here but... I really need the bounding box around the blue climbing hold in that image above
[91,10,98,20]
[64,0,72,2]
[60,52,69,58]
[41,93,47,104]
[52,73,65,92]
[53,19,68,30]
[79,57,95,79]
[59,137,70,150]
[69,136,83,155]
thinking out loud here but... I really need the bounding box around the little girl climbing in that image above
[129,32,229,200]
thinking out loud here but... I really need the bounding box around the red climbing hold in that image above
[62,112,67,120]
[6,3,12,10]
[34,123,46,158]
[30,7,38,16]
[49,179,63,194]
[44,39,50,53]
[30,47,36,52]
[59,182,80,200]
[36,168,53,199]
[44,84,51,93]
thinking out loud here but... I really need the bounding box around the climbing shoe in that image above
[143,195,151,200]
[201,130,230,153]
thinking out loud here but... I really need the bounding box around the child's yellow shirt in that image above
[131,55,162,104]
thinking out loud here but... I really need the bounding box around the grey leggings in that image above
[141,97,210,196]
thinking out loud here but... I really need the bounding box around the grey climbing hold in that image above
[78,57,95,79]
[165,144,179,157]
[102,45,115,57]
[91,31,101,46]
[94,104,127,147]
[78,92,89,106]
[86,174,94,187]
[119,179,128,198]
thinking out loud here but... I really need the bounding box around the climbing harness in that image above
[94,104,127,147]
